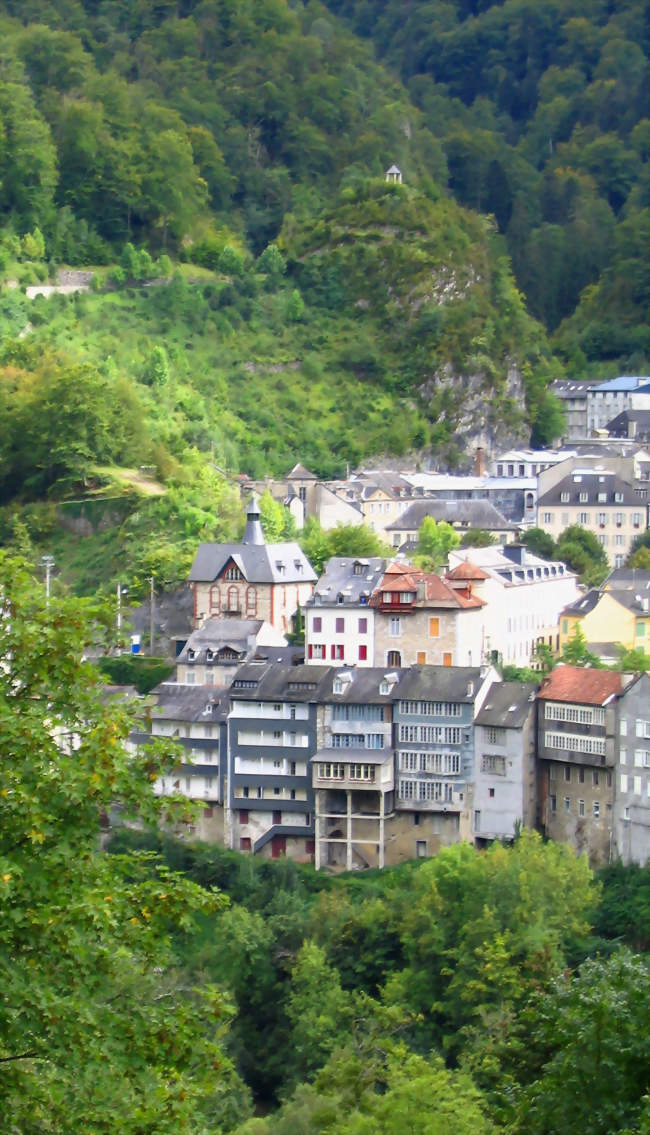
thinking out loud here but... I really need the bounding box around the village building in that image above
[175,617,290,688]
[226,663,331,860]
[385,498,517,549]
[615,671,650,866]
[559,584,650,657]
[536,666,623,864]
[188,494,316,634]
[586,376,650,435]
[536,467,647,567]
[473,681,538,843]
[446,545,580,666]
[313,667,398,870]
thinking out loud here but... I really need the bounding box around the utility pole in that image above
[41,555,55,606]
[149,576,155,654]
[116,582,128,639]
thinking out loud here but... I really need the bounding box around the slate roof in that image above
[396,665,485,702]
[386,499,515,531]
[606,410,650,438]
[562,590,601,617]
[189,496,317,585]
[475,681,537,728]
[537,469,639,507]
[286,463,317,480]
[320,666,406,704]
[151,684,229,723]
[537,665,622,705]
[308,557,388,606]
[189,539,316,584]
[604,568,650,592]
[178,618,267,664]
[229,662,332,701]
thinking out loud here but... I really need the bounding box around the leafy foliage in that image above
[0,555,241,1132]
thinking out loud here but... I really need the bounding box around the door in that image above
[271,836,286,859]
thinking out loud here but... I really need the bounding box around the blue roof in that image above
[588,376,650,393]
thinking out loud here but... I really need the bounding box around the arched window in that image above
[246,586,257,615]
[227,586,239,613]
[387,650,401,667]
[209,584,220,614]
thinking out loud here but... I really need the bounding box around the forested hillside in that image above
[326,0,650,368]
[0,0,647,590]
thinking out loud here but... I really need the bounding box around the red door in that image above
[271,836,286,859]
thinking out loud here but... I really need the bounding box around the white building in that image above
[446,544,580,666]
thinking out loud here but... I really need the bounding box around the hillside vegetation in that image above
[0,0,647,591]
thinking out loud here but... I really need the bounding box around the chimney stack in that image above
[475,447,486,477]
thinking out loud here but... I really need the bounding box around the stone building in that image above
[188,495,316,634]
[536,666,623,864]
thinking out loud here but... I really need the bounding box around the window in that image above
[543,512,553,524]
[389,616,401,636]
[481,754,506,775]
[240,809,249,823]
[474,810,481,831]
[358,617,367,633]
[486,727,505,745]
[560,492,569,503]
[579,492,588,503]
[224,565,241,580]
[488,787,495,798]
[335,617,345,633]
[358,644,367,661]
[387,650,402,666]
[578,799,585,817]
[429,617,440,637]
[633,513,642,527]
[593,801,600,819]
[545,703,605,726]
[636,621,646,637]
[593,770,599,786]
[550,794,557,812]
[311,644,326,659]
[273,811,281,825]
[416,840,427,858]
[578,768,585,783]
[564,766,571,782]
[578,512,589,524]
[564,796,571,812]
[597,512,607,526]
[312,616,322,633]
[240,837,251,852]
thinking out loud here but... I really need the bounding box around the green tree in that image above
[414,516,460,571]
[301,520,391,574]
[257,243,286,286]
[561,624,602,668]
[556,524,609,585]
[259,489,298,541]
[22,227,45,261]
[515,951,650,1135]
[285,942,353,1088]
[522,527,556,560]
[0,555,233,1132]
[143,344,170,387]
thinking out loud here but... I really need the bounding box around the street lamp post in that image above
[41,555,55,606]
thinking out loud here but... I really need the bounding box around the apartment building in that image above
[473,682,537,842]
[537,467,646,567]
[536,666,623,864]
[227,663,332,860]
[615,672,650,865]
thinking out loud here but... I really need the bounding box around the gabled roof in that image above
[308,556,388,606]
[561,590,601,617]
[397,665,486,702]
[475,682,537,728]
[537,665,622,705]
[286,463,317,480]
[370,564,484,610]
[446,559,489,582]
[386,499,515,531]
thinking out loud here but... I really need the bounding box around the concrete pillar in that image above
[379,792,385,870]
[314,791,321,871]
[346,789,352,872]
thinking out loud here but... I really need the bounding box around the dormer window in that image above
[187,649,196,661]
[379,680,390,695]
[614,492,623,503]
[333,679,343,694]
[560,492,569,503]
[353,561,363,575]
[276,561,285,573]
[579,492,588,503]
[224,565,241,581]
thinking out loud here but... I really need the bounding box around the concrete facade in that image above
[614,672,650,865]
[473,682,537,841]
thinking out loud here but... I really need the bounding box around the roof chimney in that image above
[242,494,265,546]
[474,446,486,477]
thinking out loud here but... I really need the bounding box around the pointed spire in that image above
[242,493,265,545]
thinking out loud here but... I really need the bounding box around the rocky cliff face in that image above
[285,180,550,462]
